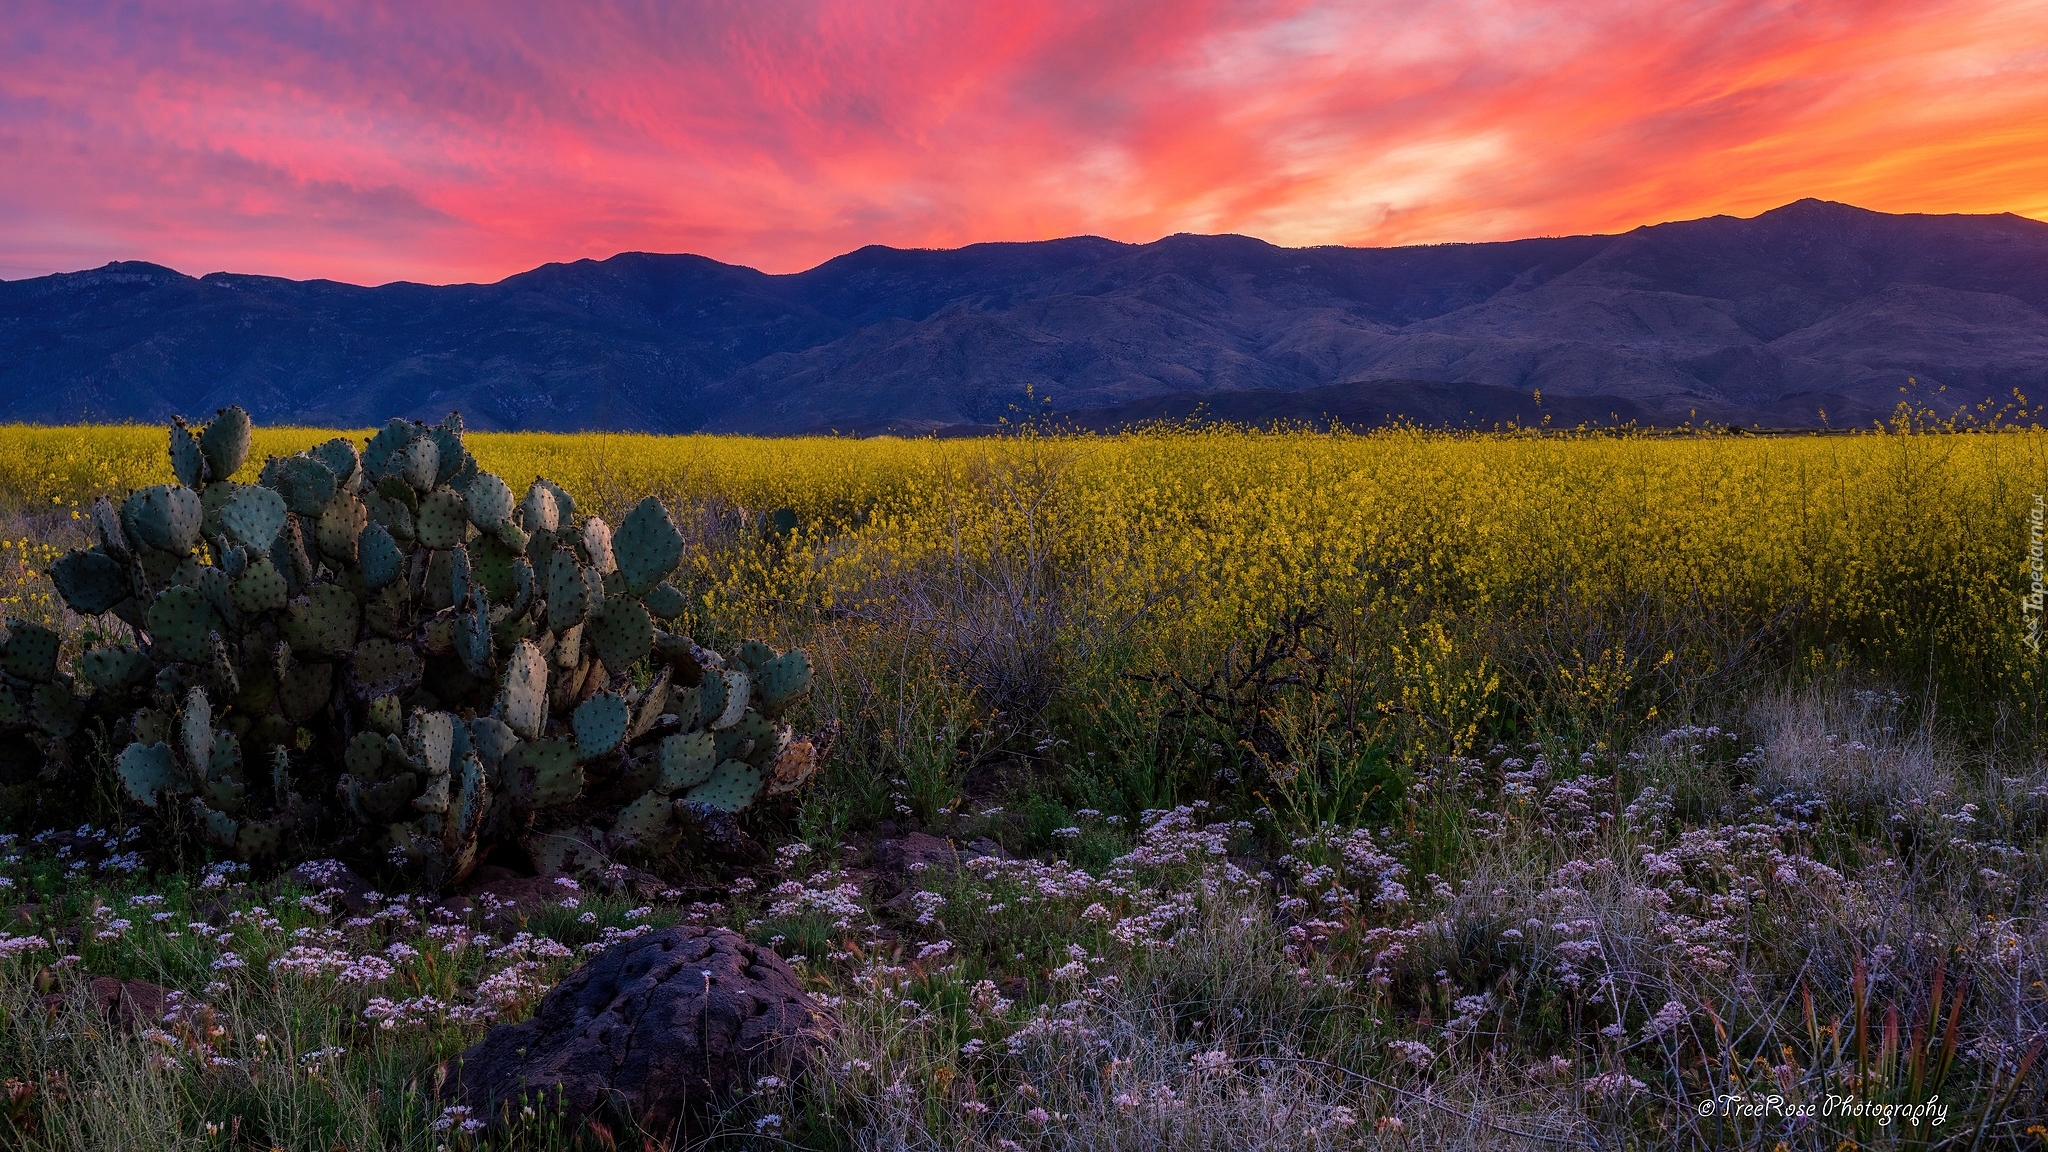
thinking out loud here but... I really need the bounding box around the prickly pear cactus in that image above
[5,407,823,887]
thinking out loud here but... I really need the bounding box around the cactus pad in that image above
[733,640,776,673]
[693,666,727,726]
[368,693,404,735]
[31,681,82,738]
[189,564,235,623]
[278,661,334,724]
[283,585,360,657]
[756,649,814,717]
[417,488,469,550]
[273,454,339,516]
[506,738,583,808]
[200,406,253,480]
[712,723,752,764]
[146,585,218,663]
[466,472,513,531]
[466,533,517,604]
[545,549,591,632]
[501,640,548,739]
[209,730,242,780]
[520,481,560,533]
[351,638,425,699]
[609,791,675,851]
[469,716,519,770]
[766,735,823,797]
[124,485,205,554]
[652,632,700,675]
[116,741,181,807]
[445,453,480,497]
[656,730,717,793]
[708,669,751,730]
[400,437,440,492]
[455,593,493,678]
[521,829,603,877]
[430,415,466,482]
[362,418,420,480]
[411,710,456,777]
[642,581,688,620]
[195,804,239,848]
[448,544,472,610]
[345,730,387,778]
[200,762,246,814]
[495,519,530,555]
[588,594,654,672]
[200,479,243,540]
[169,419,206,488]
[180,686,212,774]
[510,552,538,616]
[231,556,289,613]
[354,521,402,590]
[219,484,288,552]
[317,492,367,563]
[613,496,684,594]
[233,811,288,856]
[372,491,417,544]
[88,496,132,560]
[47,548,125,617]
[311,438,362,490]
[580,516,616,574]
[629,668,670,741]
[682,759,764,813]
[237,815,292,860]
[346,772,419,824]
[540,479,577,525]
[573,691,629,759]
[727,711,778,767]
[79,644,151,692]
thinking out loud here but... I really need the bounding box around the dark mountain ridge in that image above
[3,200,2043,433]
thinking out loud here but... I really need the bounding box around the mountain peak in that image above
[1,203,2042,434]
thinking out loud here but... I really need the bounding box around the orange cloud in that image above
[2,0,2043,283]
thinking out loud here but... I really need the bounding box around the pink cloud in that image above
[2,0,2043,284]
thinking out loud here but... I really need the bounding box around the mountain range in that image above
[3,199,2044,433]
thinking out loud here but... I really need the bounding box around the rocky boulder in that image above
[43,976,168,1034]
[444,926,826,1135]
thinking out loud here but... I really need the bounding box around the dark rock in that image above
[877,832,1000,883]
[675,802,767,864]
[43,976,168,1034]
[875,832,1007,911]
[444,926,826,1135]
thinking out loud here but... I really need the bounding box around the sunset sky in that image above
[3,0,2046,285]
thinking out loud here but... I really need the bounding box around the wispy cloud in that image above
[3,0,2043,283]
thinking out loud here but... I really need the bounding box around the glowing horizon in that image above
[4,0,2046,286]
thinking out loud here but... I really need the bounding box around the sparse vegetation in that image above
[1,420,2043,1149]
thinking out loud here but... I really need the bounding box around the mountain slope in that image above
[2,200,2043,432]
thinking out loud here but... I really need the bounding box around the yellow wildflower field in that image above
[0,423,2042,736]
